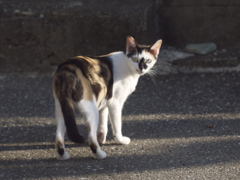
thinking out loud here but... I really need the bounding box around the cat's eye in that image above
[146,59,152,64]
[132,57,138,62]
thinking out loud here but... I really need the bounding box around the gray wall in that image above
[0,0,239,72]
[158,0,240,48]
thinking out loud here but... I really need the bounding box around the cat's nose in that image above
[141,62,148,70]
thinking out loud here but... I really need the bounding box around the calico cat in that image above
[52,36,162,160]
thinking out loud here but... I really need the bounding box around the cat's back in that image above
[52,55,113,105]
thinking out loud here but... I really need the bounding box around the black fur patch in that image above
[57,66,77,76]
[60,99,85,144]
[91,83,101,99]
[143,62,148,69]
[90,144,97,154]
[72,80,83,102]
[125,44,150,58]
[57,147,64,156]
[139,58,148,70]
[126,50,137,58]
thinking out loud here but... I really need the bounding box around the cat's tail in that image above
[59,98,85,144]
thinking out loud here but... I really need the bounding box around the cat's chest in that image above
[114,78,138,98]
[126,82,137,94]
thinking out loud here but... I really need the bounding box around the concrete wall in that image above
[0,0,157,72]
[158,0,240,48]
[0,0,239,72]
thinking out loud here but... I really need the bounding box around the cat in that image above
[52,36,162,160]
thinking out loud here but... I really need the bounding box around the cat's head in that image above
[125,36,162,75]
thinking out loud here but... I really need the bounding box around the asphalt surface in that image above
[1,70,240,179]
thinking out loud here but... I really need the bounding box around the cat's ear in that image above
[126,36,137,57]
[150,39,162,58]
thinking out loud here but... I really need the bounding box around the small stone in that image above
[39,13,44,18]
[185,43,217,55]
[13,9,21,14]
[207,124,213,128]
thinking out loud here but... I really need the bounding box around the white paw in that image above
[56,152,70,160]
[93,149,107,159]
[115,136,131,145]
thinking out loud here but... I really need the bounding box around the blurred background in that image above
[0,0,239,74]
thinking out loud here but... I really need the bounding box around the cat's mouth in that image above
[136,69,143,75]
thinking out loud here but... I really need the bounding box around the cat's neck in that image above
[110,52,141,79]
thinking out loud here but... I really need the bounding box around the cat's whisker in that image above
[147,69,160,85]
[152,68,162,76]
[151,65,162,68]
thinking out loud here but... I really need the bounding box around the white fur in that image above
[97,107,109,144]
[98,51,157,145]
[79,99,107,159]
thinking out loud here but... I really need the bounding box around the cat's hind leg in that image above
[54,97,70,160]
[97,107,109,144]
[79,99,107,159]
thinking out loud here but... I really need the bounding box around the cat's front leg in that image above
[108,101,131,145]
[97,107,109,144]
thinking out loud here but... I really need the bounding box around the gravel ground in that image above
[1,71,240,179]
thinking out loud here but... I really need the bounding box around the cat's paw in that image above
[121,136,131,145]
[97,132,106,144]
[94,149,107,159]
[56,151,70,160]
[115,136,131,145]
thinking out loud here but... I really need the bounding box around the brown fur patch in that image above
[97,132,104,143]
[56,140,64,155]
[75,68,93,101]
[56,140,63,148]
[53,55,113,107]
